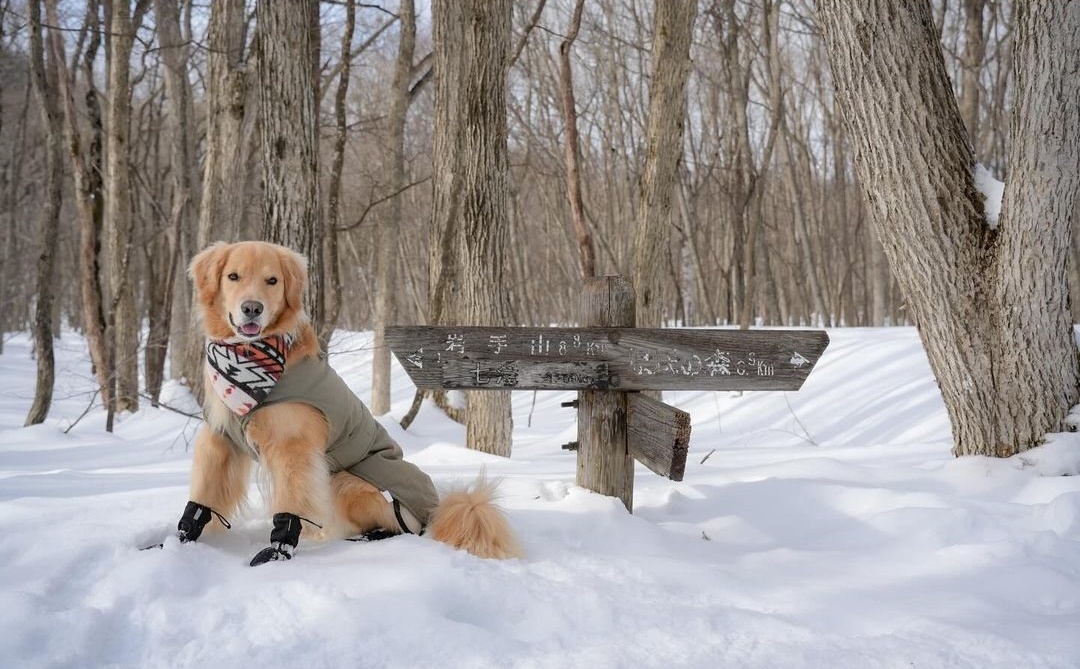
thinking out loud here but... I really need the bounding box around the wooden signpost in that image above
[386,277,829,511]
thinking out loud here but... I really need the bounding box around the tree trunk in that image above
[148,0,199,406]
[321,0,356,349]
[45,0,113,416]
[24,0,63,426]
[183,0,253,400]
[103,0,147,415]
[258,0,323,331]
[959,0,986,143]
[371,0,414,416]
[632,0,697,329]
[429,0,514,456]
[818,0,1080,457]
[557,0,597,279]
[867,224,890,326]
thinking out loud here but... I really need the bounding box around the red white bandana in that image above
[205,336,291,416]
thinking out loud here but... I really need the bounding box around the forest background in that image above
[2,0,1074,453]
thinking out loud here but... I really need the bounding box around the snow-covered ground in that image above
[1,327,1079,668]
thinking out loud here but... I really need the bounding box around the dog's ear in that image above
[277,246,309,313]
[188,242,229,306]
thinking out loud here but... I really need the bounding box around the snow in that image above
[2,327,1080,668]
[975,163,1006,229]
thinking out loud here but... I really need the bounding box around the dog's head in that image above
[189,241,308,341]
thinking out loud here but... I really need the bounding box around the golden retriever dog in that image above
[172,240,521,566]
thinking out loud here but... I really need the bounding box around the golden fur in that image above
[187,240,522,559]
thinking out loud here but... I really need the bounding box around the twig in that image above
[699,448,716,464]
[165,415,200,453]
[139,392,203,419]
[509,0,548,68]
[335,175,432,232]
[527,390,538,427]
[784,394,817,446]
[63,388,101,434]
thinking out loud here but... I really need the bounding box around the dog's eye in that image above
[227,272,239,281]
[266,277,278,286]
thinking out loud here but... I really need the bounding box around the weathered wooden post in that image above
[577,276,635,511]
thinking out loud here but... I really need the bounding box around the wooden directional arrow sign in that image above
[386,326,829,392]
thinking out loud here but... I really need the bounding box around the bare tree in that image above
[371,0,415,416]
[103,0,150,416]
[632,0,697,329]
[45,0,113,416]
[558,0,597,279]
[148,0,199,406]
[321,0,356,348]
[23,0,63,426]
[818,0,1080,457]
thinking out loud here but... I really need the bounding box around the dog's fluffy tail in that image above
[427,475,522,560]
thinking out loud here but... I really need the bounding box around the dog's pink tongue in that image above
[240,322,262,336]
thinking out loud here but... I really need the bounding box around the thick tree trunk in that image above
[429,0,514,456]
[258,0,323,331]
[371,0,414,416]
[991,3,1080,456]
[24,0,63,426]
[818,0,1080,457]
[632,0,697,329]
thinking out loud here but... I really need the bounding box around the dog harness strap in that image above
[393,499,415,535]
[208,507,232,529]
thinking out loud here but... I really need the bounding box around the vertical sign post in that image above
[577,276,636,511]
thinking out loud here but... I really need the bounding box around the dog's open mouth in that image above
[229,313,264,338]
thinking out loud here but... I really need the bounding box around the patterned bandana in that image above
[205,336,291,416]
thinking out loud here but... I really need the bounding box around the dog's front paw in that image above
[176,500,232,543]
[249,542,294,567]
[249,512,304,566]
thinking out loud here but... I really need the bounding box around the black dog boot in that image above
[140,501,230,550]
[249,513,303,567]
[178,500,230,543]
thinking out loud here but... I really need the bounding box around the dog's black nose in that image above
[241,301,264,319]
